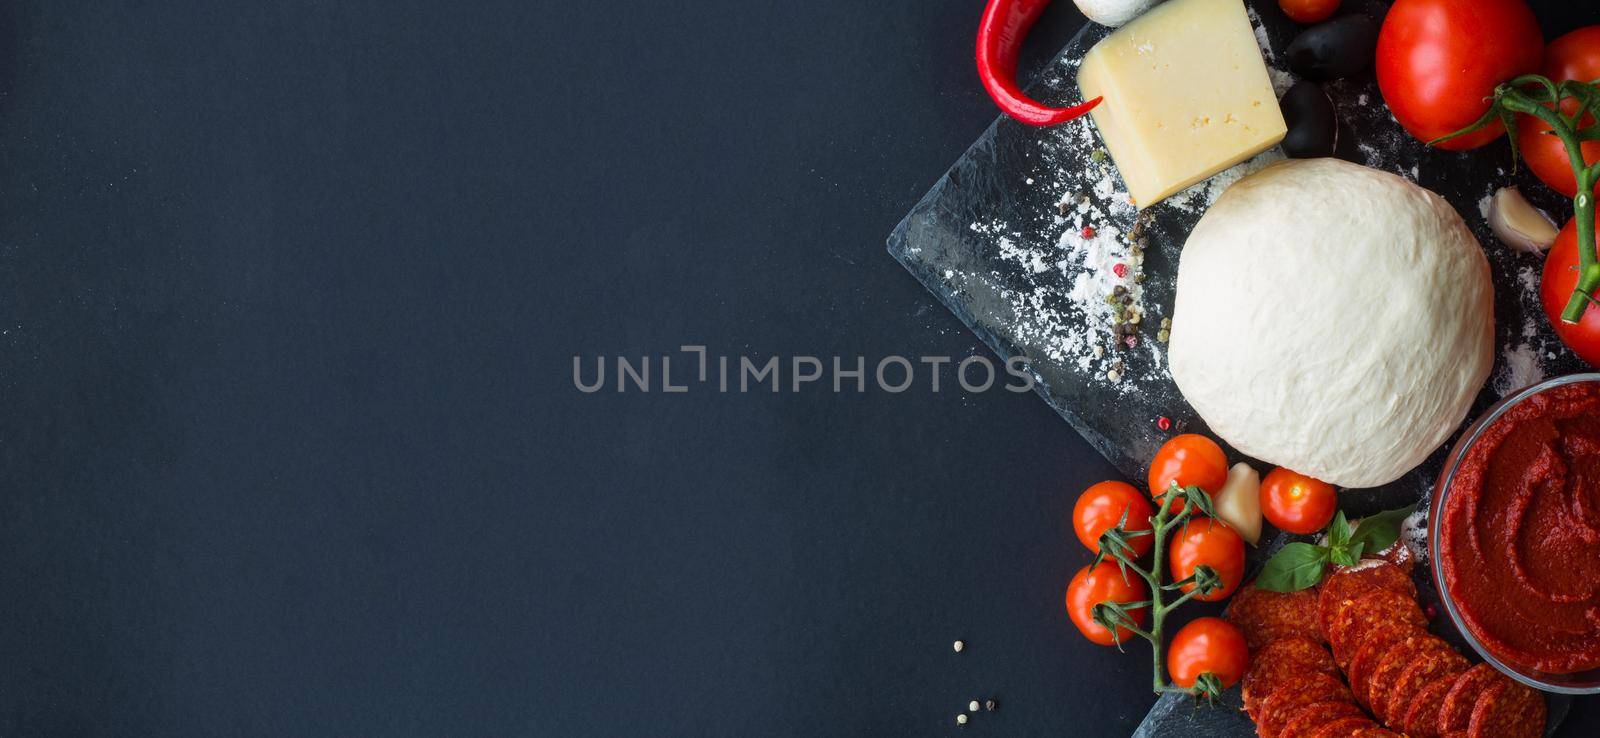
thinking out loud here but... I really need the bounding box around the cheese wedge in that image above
[1076,0,1286,208]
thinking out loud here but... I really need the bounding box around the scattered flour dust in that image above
[1476,185,1556,397]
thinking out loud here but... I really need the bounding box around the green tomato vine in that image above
[1090,482,1225,702]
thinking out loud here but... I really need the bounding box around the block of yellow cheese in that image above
[1076,0,1286,208]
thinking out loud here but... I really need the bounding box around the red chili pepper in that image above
[977,0,1103,126]
[1157,416,1171,431]
[1081,226,1096,239]
[1112,263,1128,279]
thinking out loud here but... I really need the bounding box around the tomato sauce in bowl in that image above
[1432,373,1600,694]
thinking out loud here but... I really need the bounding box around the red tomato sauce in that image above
[1437,381,1600,674]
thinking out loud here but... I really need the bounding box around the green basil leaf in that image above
[1256,542,1331,593]
[1326,510,1352,549]
[1350,504,1417,554]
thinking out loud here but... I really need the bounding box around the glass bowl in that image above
[1429,372,1600,694]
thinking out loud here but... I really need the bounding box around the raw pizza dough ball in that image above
[1074,0,1162,27]
[1167,158,1493,488]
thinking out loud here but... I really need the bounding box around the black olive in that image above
[1280,81,1337,159]
[1286,15,1379,81]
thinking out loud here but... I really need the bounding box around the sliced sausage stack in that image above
[1315,561,1546,738]
[1226,583,1395,737]
[1225,559,1548,738]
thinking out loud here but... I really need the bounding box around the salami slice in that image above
[1376,646,1467,724]
[1467,678,1545,738]
[1362,633,1449,713]
[1398,674,1458,738]
[1325,588,1427,666]
[1242,637,1340,720]
[1278,700,1366,738]
[1436,664,1507,735]
[1227,582,1323,650]
[1256,673,1354,738]
[1318,561,1417,646]
[1345,620,1423,704]
[1304,715,1378,738]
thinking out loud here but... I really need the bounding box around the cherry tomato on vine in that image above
[1073,481,1156,557]
[1278,0,1339,24]
[1065,561,1149,646]
[1541,218,1600,366]
[1518,26,1600,199]
[1168,518,1245,602]
[1375,0,1543,151]
[1259,468,1338,535]
[1148,434,1228,514]
[1167,617,1249,690]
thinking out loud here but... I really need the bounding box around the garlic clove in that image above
[1213,462,1262,545]
[1489,186,1559,254]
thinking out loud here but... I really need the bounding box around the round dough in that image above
[1073,0,1162,27]
[1167,158,1493,488]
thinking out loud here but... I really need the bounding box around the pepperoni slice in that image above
[1345,620,1423,705]
[1362,633,1449,713]
[1398,674,1458,738]
[1242,637,1340,720]
[1467,678,1546,738]
[1325,588,1427,666]
[1226,582,1324,650]
[1256,673,1354,738]
[1278,700,1366,738]
[1318,561,1417,646]
[1376,646,1467,724]
[1305,715,1378,738]
[1437,664,1507,735]
[1348,730,1403,738]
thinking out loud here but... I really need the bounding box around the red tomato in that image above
[1073,480,1156,557]
[1259,468,1338,535]
[1167,617,1250,690]
[1147,434,1228,514]
[1376,0,1543,150]
[1541,217,1600,366]
[1278,0,1339,24]
[1168,518,1245,602]
[1065,561,1150,646]
[1518,27,1600,199]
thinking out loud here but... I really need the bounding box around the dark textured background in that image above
[0,1,1591,735]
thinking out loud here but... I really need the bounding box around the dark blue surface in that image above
[0,1,1593,735]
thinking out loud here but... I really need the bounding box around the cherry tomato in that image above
[1167,617,1250,690]
[1065,561,1150,646]
[1518,27,1600,198]
[1376,0,1543,150]
[1073,481,1156,557]
[1168,518,1245,602]
[1259,468,1338,535]
[1278,0,1339,24]
[1541,218,1600,366]
[1147,434,1228,514]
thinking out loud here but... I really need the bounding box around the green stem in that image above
[1500,86,1600,324]
[1146,488,1177,693]
[1103,484,1213,697]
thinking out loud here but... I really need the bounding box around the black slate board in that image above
[887,1,1580,734]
